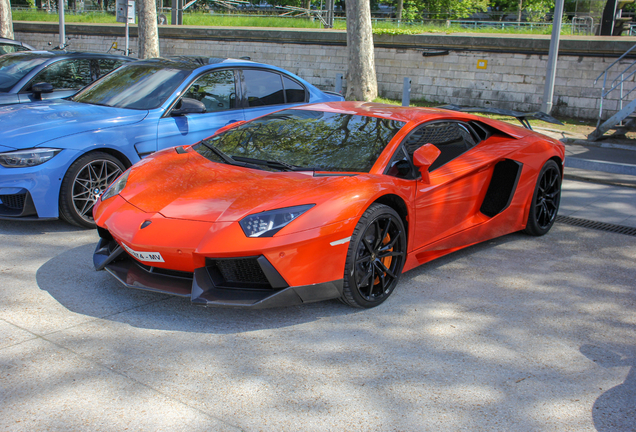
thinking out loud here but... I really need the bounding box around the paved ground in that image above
[1,139,635,431]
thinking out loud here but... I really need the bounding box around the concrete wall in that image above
[14,22,636,119]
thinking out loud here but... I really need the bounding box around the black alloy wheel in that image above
[342,203,407,308]
[524,159,561,236]
[59,152,125,228]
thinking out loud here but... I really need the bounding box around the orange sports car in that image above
[93,102,564,308]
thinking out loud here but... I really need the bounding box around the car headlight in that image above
[239,204,315,238]
[0,148,61,168]
[100,170,130,202]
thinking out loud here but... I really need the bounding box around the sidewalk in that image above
[534,127,636,228]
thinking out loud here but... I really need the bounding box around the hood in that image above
[0,99,148,150]
[119,149,352,223]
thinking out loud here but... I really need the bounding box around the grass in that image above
[12,9,568,35]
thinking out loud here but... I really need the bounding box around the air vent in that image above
[556,216,636,236]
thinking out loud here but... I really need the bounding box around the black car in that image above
[0,51,133,106]
[0,37,34,56]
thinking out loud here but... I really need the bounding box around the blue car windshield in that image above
[73,63,189,110]
[0,56,48,92]
[196,110,405,173]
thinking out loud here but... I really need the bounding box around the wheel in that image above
[59,152,125,228]
[341,203,407,308]
[524,159,561,236]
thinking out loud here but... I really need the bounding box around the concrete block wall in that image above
[14,23,636,120]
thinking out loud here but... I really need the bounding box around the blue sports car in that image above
[0,57,343,227]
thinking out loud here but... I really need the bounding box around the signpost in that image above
[116,0,135,56]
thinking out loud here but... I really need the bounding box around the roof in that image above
[130,56,268,72]
[4,51,132,61]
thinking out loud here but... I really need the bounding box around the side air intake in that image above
[480,159,522,217]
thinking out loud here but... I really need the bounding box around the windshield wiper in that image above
[201,142,263,170]
[231,156,315,172]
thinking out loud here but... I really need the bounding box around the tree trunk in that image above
[345,0,377,101]
[138,0,160,59]
[517,0,523,23]
[397,0,403,21]
[0,0,14,39]
[302,0,310,10]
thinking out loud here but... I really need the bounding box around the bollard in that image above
[402,77,411,107]
[335,73,344,95]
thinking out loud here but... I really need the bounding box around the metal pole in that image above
[541,0,564,114]
[59,0,65,48]
[125,18,129,56]
[402,77,411,106]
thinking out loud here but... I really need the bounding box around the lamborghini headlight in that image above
[100,170,130,202]
[0,148,61,168]
[239,204,315,238]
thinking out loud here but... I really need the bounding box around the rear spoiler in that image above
[437,104,563,131]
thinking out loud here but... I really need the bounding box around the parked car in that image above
[92,101,564,309]
[0,37,34,56]
[0,51,133,106]
[0,57,344,227]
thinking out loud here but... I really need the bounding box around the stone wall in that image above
[14,22,636,119]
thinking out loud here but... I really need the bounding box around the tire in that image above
[59,152,125,228]
[524,159,561,236]
[341,203,407,308]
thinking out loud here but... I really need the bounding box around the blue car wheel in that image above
[59,152,125,228]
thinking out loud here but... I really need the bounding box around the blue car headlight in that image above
[100,170,130,202]
[239,204,315,238]
[0,148,61,168]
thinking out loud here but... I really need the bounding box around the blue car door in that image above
[156,69,245,150]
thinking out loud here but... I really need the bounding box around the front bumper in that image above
[94,237,344,308]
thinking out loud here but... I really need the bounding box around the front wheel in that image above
[341,203,407,308]
[59,152,125,228]
[524,159,561,236]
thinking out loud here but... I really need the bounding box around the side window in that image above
[181,70,236,113]
[386,146,415,179]
[94,59,126,80]
[282,76,306,103]
[29,59,93,91]
[403,122,476,172]
[243,69,285,107]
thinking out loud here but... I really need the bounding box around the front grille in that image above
[0,193,26,210]
[212,258,269,284]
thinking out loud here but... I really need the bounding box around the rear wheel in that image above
[524,159,561,236]
[341,204,407,308]
[59,152,125,228]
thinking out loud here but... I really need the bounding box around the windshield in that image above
[194,110,405,172]
[72,63,189,110]
[0,56,48,92]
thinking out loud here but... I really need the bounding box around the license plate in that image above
[121,243,164,263]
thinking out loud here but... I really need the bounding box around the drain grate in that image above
[556,215,636,236]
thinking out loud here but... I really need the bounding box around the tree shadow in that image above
[581,344,636,432]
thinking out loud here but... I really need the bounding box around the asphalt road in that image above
[1,180,635,431]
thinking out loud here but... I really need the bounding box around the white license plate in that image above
[121,243,164,263]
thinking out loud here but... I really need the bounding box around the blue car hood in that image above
[0,99,148,150]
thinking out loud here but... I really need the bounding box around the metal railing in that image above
[593,44,636,127]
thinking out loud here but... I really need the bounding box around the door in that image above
[156,69,245,151]
[406,121,492,252]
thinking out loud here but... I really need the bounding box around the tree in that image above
[345,0,377,101]
[138,0,160,58]
[0,0,14,39]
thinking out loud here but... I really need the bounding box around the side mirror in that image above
[215,120,247,135]
[171,97,206,116]
[31,82,53,100]
[412,143,441,183]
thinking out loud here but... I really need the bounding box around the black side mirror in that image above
[171,97,206,116]
[31,82,54,100]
